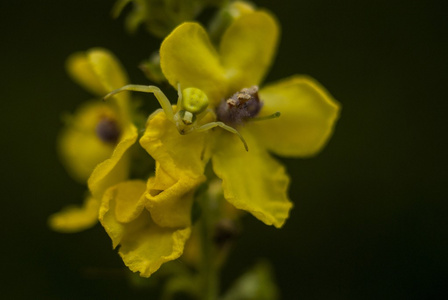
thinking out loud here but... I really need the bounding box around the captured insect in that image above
[104,84,249,151]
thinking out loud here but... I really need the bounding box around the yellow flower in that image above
[99,180,190,277]
[49,48,138,233]
[98,111,208,276]
[142,10,340,229]
[97,9,340,277]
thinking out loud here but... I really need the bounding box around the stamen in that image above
[249,111,281,122]
[226,99,237,106]
[216,86,263,125]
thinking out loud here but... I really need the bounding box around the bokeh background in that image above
[1,0,447,298]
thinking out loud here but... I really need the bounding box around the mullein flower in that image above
[49,48,138,232]
[100,9,339,277]
[99,180,191,277]
[138,1,256,83]
[98,112,208,276]
[145,10,340,228]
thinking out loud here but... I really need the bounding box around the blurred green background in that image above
[1,0,447,298]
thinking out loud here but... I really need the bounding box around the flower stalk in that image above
[50,2,341,298]
[199,182,220,300]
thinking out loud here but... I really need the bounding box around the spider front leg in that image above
[194,121,248,151]
[103,84,175,122]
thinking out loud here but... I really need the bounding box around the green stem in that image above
[199,186,219,300]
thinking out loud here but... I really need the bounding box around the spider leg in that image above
[176,82,183,107]
[103,84,174,121]
[194,121,248,151]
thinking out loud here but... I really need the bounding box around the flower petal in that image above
[66,48,129,99]
[212,130,292,228]
[87,48,131,111]
[160,22,227,103]
[66,52,108,96]
[48,196,100,233]
[220,11,279,93]
[140,109,209,176]
[247,75,340,157]
[119,215,191,278]
[140,111,207,228]
[58,102,117,182]
[113,181,148,224]
[146,169,204,228]
[88,121,138,199]
[99,180,147,248]
[99,181,191,277]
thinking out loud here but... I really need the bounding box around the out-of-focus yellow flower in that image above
[49,48,138,233]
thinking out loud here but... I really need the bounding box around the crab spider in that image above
[103,84,249,151]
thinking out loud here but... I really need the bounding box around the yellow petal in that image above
[66,48,129,99]
[88,122,138,199]
[140,111,207,228]
[113,181,148,224]
[48,196,100,233]
[140,109,209,177]
[146,170,204,228]
[212,130,292,228]
[99,181,191,277]
[99,180,147,248]
[87,48,130,111]
[247,75,340,157]
[220,11,279,93]
[119,214,191,278]
[66,52,108,96]
[160,22,227,104]
[58,102,117,182]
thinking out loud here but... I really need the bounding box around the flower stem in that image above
[199,184,219,300]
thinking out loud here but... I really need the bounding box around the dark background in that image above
[1,0,447,298]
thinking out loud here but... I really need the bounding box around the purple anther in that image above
[96,117,120,144]
[216,86,263,126]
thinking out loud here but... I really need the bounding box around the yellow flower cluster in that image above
[50,7,340,278]
[49,49,138,232]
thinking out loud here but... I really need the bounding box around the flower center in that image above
[216,86,263,126]
[95,117,120,144]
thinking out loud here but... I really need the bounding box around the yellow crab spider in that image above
[104,84,248,151]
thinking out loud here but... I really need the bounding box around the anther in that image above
[226,99,237,107]
[217,86,263,125]
[96,117,120,144]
